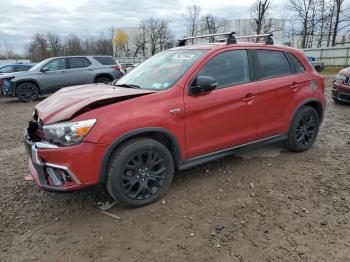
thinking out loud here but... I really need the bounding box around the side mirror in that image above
[41,67,49,72]
[190,76,218,95]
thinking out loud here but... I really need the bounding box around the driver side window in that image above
[0,65,14,73]
[198,50,249,89]
[44,58,66,71]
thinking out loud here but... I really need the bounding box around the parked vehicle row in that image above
[0,56,124,101]
[0,63,34,96]
[306,56,325,73]
[333,66,350,103]
[23,32,327,207]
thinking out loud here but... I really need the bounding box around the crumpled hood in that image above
[36,84,155,124]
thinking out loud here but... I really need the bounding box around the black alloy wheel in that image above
[106,138,174,207]
[287,106,320,152]
[95,77,111,84]
[295,111,317,147]
[16,82,40,102]
[121,151,167,200]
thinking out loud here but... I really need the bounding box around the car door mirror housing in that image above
[190,76,218,95]
[41,67,49,72]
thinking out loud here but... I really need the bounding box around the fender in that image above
[288,98,324,130]
[13,79,42,94]
[99,127,183,184]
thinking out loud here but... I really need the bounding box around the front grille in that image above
[339,93,350,102]
[27,111,45,142]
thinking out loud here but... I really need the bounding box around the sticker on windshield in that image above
[172,54,195,60]
[152,82,162,89]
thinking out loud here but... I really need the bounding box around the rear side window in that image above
[0,65,14,73]
[93,56,117,65]
[15,65,31,72]
[198,50,249,89]
[257,50,291,79]
[286,53,305,73]
[68,57,91,69]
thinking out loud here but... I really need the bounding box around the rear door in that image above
[65,57,94,85]
[184,49,258,158]
[255,49,297,138]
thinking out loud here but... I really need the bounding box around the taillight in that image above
[111,65,122,70]
[319,75,325,94]
[111,66,125,75]
[0,79,3,86]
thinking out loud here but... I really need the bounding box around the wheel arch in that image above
[99,127,183,184]
[14,79,41,95]
[94,73,113,83]
[289,98,324,130]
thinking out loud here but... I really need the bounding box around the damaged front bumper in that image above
[23,127,108,192]
[1,78,15,96]
[24,136,83,192]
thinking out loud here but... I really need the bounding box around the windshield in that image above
[115,49,206,90]
[29,58,50,71]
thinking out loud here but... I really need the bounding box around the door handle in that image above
[242,94,256,103]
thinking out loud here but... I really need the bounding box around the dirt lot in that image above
[1,78,350,262]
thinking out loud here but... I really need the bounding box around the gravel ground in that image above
[0,78,350,262]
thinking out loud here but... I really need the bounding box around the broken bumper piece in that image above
[2,79,15,96]
[24,138,84,192]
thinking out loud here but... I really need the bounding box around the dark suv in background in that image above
[1,56,124,101]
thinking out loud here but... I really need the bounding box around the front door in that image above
[184,49,258,159]
[37,58,70,92]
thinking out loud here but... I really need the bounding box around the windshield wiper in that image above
[115,84,141,89]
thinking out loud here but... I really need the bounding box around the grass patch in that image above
[321,67,343,76]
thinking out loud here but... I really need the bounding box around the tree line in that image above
[25,31,114,62]
[1,1,349,61]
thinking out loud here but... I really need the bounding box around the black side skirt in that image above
[178,134,288,171]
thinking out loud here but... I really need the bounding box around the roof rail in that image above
[177,32,274,46]
[236,33,274,45]
[178,32,236,46]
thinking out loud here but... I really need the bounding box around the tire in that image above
[95,76,111,84]
[106,138,174,208]
[287,106,320,152]
[333,97,341,104]
[16,82,40,102]
[315,66,321,72]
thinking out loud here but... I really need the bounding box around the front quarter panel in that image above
[73,85,187,160]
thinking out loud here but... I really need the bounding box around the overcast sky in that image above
[0,0,284,54]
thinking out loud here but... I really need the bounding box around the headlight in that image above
[43,119,96,146]
[335,74,346,82]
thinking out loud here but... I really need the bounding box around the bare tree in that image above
[141,18,172,55]
[46,32,62,56]
[183,5,201,43]
[64,34,83,55]
[288,0,315,48]
[201,14,224,42]
[331,0,348,46]
[26,33,49,62]
[250,0,272,35]
[316,0,328,47]
[134,25,147,57]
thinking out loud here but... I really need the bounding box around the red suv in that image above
[24,33,326,207]
[333,66,350,103]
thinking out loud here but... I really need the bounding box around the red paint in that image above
[28,43,326,191]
